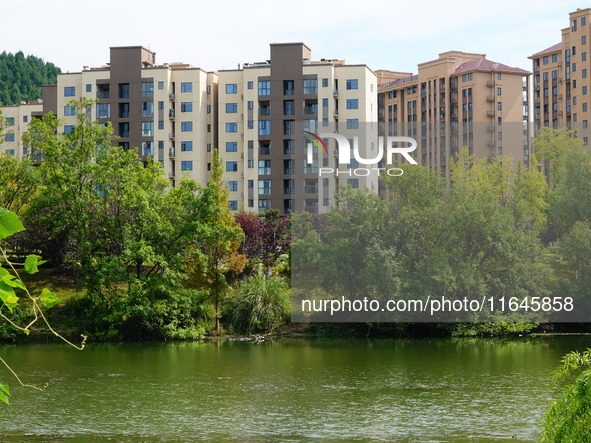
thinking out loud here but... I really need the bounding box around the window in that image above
[96,103,110,119]
[283,80,295,95]
[346,99,359,109]
[584,52,588,61]
[497,102,502,111]
[543,72,548,81]
[258,179,272,195]
[228,201,238,211]
[304,103,317,114]
[283,100,295,115]
[141,82,154,97]
[284,139,294,155]
[543,56,549,65]
[283,120,294,135]
[141,121,153,137]
[158,101,164,110]
[584,103,588,112]
[346,79,359,90]
[304,119,317,133]
[247,81,253,90]
[64,106,76,116]
[226,142,238,152]
[181,161,193,171]
[497,73,502,80]
[181,102,193,112]
[64,125,75,134]
[583,17,587,26]
[85,84,92,93]
[119,122,129,138]
[552,54,558,63]
[258,80,271,96]
[497,87,502,96]
[64,87,75,97]
[22,115,28,123]
[181,121,193,132]
[258,200,270,210]
[119,83,129,98]
[158,81,164,90]
[346,119,359,129]
[584,36,587,45]
[228,181,238,192]
[258,160,271,175]
[226,122,238,133]
[226,103,237,113]
[207,105,211,113]
[226,161,238,172]
[119,103,130,118]
[226,83,237,94]
[142,102,153,117]
[181,82,193,93]
[584,86,588,95]
[584,69,588,79]
[322,78,328,87]
[5,133,14,142]
[346,179,359,189]
[303,79,318,94]
[259,120,271,136]
[181,141,193,151]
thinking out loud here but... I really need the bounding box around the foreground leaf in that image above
[40,288,60,309]
[0,209,24,240]
[0,383,10,405]
[24,255,46,275]
[0,281,19,312]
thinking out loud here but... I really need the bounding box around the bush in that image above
[541,349,591,442]
[226,274,290,334]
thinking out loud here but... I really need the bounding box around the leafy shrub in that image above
[226,274,290,334]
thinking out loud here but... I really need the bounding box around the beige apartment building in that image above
[378,51,530,178]
[37,46,218,186]
[530,8,591,146]
[2,43,377,215]
[217,42,378,214]
[0,100,43,156]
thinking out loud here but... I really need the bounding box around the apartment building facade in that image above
[529,8,591,145]
[36,46,218,186]
[0,100,43,156]
[217,43,377,214]
[378,51,530,178]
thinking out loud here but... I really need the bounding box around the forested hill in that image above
[0,51,60,106]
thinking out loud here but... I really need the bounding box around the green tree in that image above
[542,349,591,442]
[191,149,245,334]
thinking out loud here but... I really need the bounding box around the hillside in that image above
[0,51,60,106]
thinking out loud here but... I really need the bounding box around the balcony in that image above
[169,147,175,158]
[169,109,175,119]
[486,95,494,102]
[486,110,495,117]
[486,80,494,87]
[487,125,495,132]
[169,132,175,139]
[333,89,339,97]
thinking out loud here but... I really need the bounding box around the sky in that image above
[1,0,587,76]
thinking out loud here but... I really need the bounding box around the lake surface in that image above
[0,336,589,442]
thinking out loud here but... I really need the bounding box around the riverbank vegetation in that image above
[1,102,591,342]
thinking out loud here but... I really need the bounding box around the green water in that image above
[0,336,589,442]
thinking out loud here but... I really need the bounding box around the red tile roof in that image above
[530,42,563,58]
[454,58,529,74]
